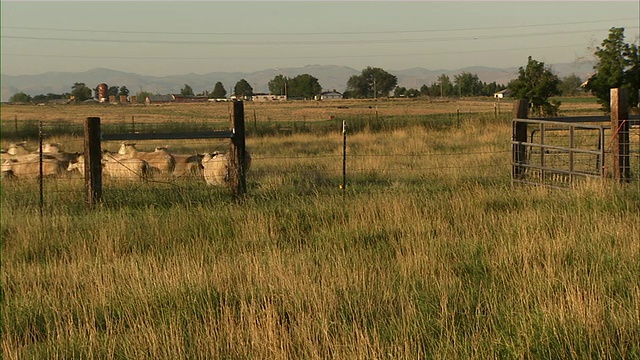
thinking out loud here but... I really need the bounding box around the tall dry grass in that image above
[2,105,638,359]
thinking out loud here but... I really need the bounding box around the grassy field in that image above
[2,98,639,359]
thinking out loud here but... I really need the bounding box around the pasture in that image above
[2,97,639,358]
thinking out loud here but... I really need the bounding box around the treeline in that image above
[396,72,506,98]
[9,69,589,105]
[6,70,585,104]
[9,82,132,103]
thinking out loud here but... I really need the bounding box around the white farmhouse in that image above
[493,89,511,99]
[316,91,343,100]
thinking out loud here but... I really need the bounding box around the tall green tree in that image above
[482,81,504,97]
[585,27,640,111]
[419,84,430,97]
[180,84,194,96]
[454,72,483,97]
[508,56,561,117]
[346,66,397,98]
[394,87,420,98]
[345,74,369,99]
[288,74,322,99]
[394,86,407,97]
[268,75,289,96]
[71,82,92,102]
[118,86,130,97]
[405,88,421,98]
[135,90,152,103]
[234,79,253,97]
[108,86,119,97]
[9,92,32,103]
[559,74,583,96]
[211,82,227,99]
[437,74,454,97]
[267,74,322,99]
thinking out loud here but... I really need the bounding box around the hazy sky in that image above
[1,1,639,76]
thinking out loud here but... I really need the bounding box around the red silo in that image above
[98,83,108,102]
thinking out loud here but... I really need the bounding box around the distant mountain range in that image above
[1,62,595,102]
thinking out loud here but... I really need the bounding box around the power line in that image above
[1,18,637,36]
[0,43,592,61]
[0,28,623,46]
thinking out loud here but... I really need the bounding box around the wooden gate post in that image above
[84,117,102,207]
[610,88,630,182]
[512,100,529,180]
[229,100,247,197]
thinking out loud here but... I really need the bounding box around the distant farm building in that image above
[173,95,208,103]
[251,93,287,102]
[316,91,343,100]
[144,94,208,105]
[50,98,73,105]
[493,89,511,99]
[145,95,175,104]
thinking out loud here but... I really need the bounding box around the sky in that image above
[1,1,639,76]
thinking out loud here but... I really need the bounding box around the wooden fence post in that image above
[229,101,247,197]
[342,120,347,191]
[512,100,529,179]
[39,120,44,218]
[84,117,102,207]
[610,88,630,182]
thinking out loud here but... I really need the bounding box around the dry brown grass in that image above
[4,97,636,359]
[0,96,602,126]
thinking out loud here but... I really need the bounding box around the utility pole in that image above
[373,78,377,100]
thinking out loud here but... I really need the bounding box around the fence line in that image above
[4,97,638,212]
[80,100,248,205]
[20,152,513,194]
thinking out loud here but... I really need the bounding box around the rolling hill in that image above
[1,62,594,102]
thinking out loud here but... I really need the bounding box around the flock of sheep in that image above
[1,141,250,186]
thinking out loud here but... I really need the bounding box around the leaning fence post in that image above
[84,117,102,208]
[512,100,529,180]
[229,100,247,197]
[610,88,630,183]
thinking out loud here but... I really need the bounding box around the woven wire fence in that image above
[1,116,518,211]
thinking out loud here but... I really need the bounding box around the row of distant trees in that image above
[5,70,587,105]
[9,83,131,103]
[9,27,639,113]
[179,75,325,100]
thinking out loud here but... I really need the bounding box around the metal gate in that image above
[512,117,610,188]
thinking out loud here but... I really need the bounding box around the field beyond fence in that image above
[2,98,639,358]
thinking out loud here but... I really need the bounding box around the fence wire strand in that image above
[4,114,638,205]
